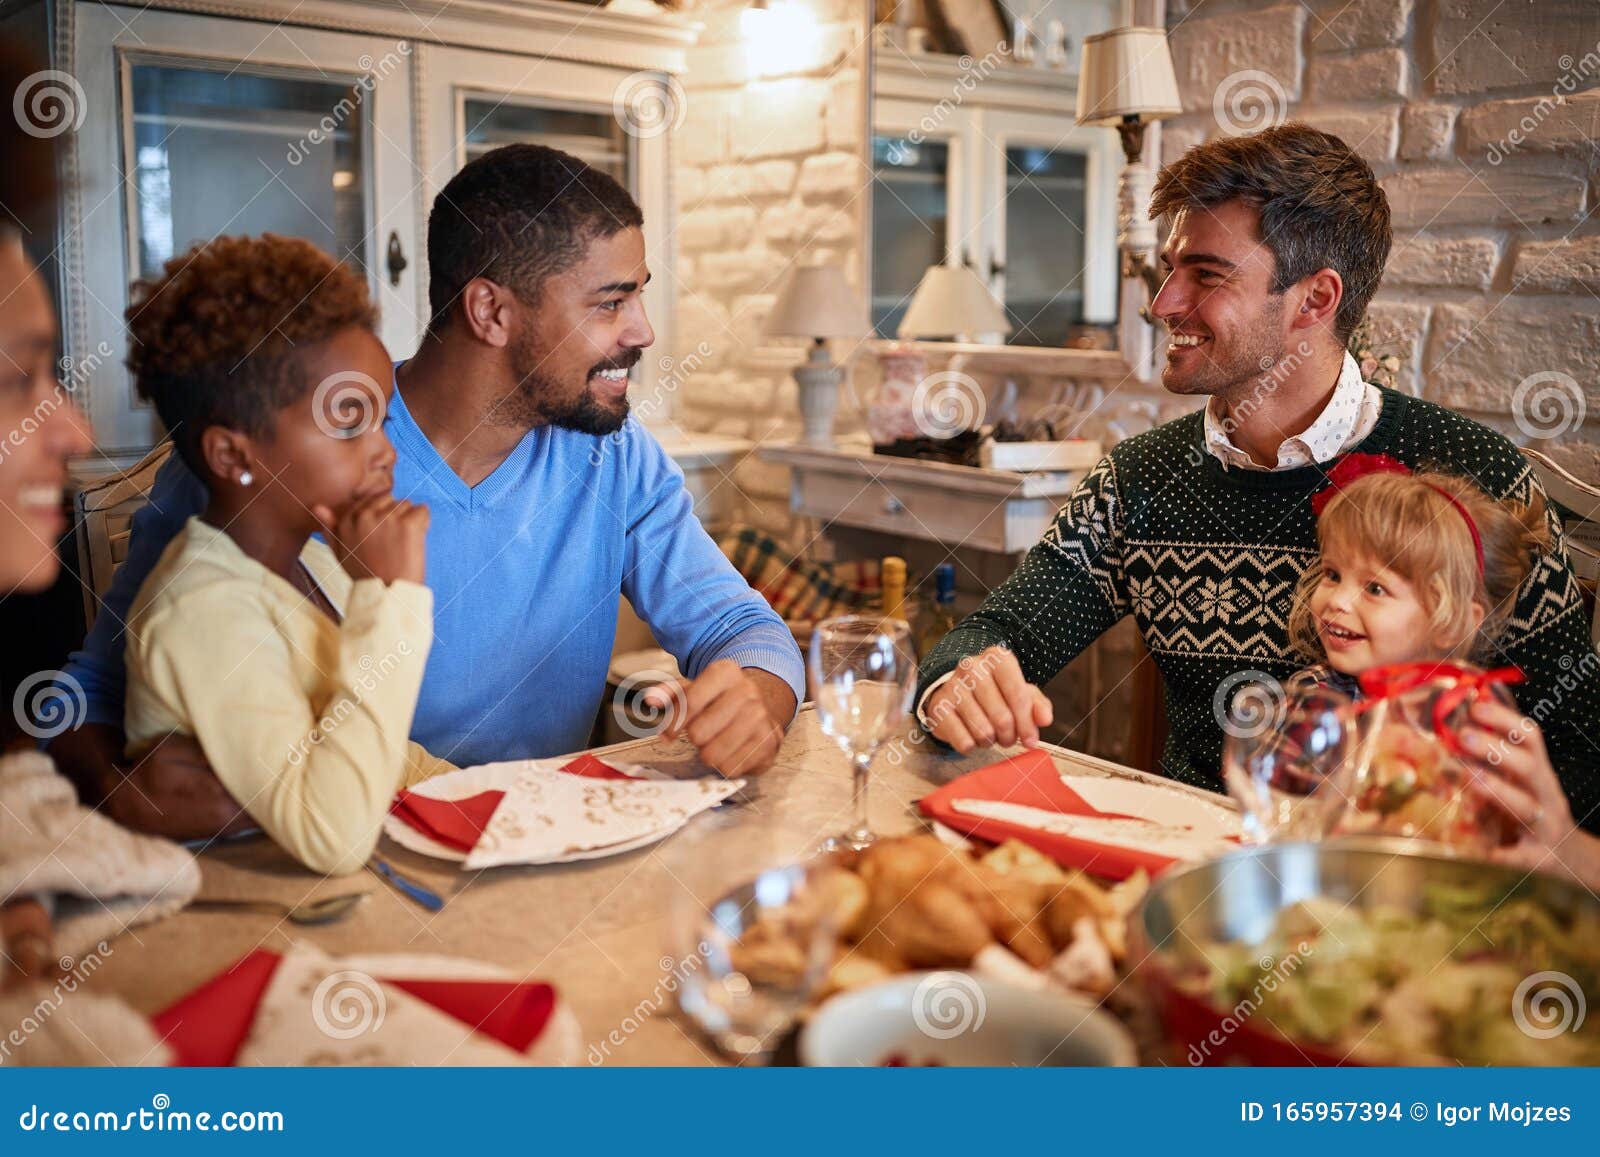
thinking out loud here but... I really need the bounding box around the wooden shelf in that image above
[760,442,1085,555]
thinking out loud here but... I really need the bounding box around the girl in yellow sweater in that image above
[123,234,451,875]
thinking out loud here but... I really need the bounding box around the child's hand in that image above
[314,494,430,586]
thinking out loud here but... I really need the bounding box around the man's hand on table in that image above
[922,646,1053,754]
[49,723,251,842]
[644,660,795,778]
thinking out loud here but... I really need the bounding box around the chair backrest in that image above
[72,441,174,630]
[1522,446,1600,645]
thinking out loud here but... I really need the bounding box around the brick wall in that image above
[1163,0,1600,476]
[669,0,869,529]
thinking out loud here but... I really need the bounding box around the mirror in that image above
[866,0,1125,351]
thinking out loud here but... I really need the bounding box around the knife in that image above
[368,856,444,912]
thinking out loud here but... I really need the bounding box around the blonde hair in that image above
[1288,470,1550,665]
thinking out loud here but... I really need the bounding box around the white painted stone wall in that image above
[667,0,869,529]
[1163,0,1600,477]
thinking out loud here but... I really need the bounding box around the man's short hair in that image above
[1149,123,1391,343]
[425,143,643,333]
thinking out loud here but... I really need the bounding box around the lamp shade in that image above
[764,263,866,339]
[1075,26,1182,126]
[896,264,1011,340]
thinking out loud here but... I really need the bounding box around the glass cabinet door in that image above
[870,134,951,339]
[460,99,628,185]
[984,108,1121,349]
[128,64,371,281]
[1000,144,1088,347]
[72,5,418,455]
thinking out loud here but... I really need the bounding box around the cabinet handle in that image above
[386,230,408,288]
[884,495,905,515]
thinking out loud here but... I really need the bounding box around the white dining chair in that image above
[1522,446,1600,646]
[72,441,173,631]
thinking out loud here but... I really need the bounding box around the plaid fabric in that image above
[718,525,880,625]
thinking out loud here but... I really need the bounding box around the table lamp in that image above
[1075,26,1183,319]
[765,263,866,448]
[896,263,1011,342]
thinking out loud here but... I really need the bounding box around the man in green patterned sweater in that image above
[919,124,1600,835]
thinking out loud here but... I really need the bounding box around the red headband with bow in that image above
[1311,452,1485,575]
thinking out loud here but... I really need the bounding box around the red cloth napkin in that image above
[390,789,504,852]
[919,749,1180,880]
[152,948,557,1065]
[558,753,635,781]
[390,754,634,850]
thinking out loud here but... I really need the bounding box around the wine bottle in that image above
[881,556,908,624]
[917,562,959,655]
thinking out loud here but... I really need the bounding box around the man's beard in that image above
[490,338,635,435]
[1161,295,1288,404]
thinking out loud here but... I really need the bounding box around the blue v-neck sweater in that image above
[65,377,804,767]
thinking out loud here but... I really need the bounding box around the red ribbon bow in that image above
[1355,661,1524,756]
[1309,452,1411,517]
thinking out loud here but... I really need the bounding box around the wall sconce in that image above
[1075,27,1182,322]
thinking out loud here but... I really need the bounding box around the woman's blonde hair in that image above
[1288,469,1550,665]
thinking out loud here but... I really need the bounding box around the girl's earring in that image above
[239,470,254,487]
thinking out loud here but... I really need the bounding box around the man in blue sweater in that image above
[50,144,805,838]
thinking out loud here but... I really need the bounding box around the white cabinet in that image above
[871,56,1120,347]
[68,4,421,454]
[53,0,695,464]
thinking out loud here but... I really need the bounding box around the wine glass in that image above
[666,812,839,1064]
[808,614,917,853]
[1222,684,1354,843]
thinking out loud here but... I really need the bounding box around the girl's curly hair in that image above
[125,234,377,472]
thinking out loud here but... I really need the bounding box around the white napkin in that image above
[950,799,1238,863]
[234,943,527,1067]
[464,764,743,870]
[1057,774,1241,839]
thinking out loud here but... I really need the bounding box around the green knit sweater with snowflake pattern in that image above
[920,388,1600,832]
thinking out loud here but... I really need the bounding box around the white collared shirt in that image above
[1202,351,1382,471]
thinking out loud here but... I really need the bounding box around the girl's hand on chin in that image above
[313,494,430,586]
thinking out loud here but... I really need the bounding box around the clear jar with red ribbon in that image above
[1336,661,1523,854]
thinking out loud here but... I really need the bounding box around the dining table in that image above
[91,706,1213,1065]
